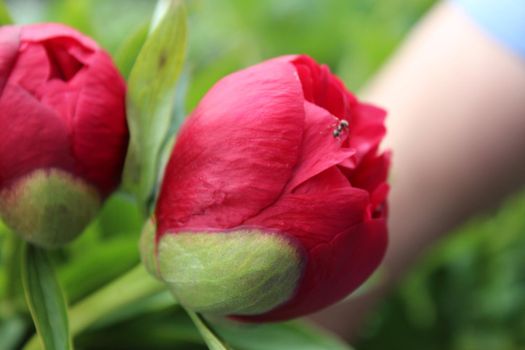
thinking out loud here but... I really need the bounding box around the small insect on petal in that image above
[332,119,349,138]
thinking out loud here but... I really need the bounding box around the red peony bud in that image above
[0,24,128,247]
[141,55,389,322]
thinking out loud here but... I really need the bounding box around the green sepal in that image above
[0,169,101,248]
[156,230,303,316]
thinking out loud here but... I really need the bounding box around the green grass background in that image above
[2,0,525,349]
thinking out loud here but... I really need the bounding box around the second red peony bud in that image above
[0,24,128,247]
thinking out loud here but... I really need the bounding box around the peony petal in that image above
[313,64,350,120]
[0,26,20,95]
[293,166,350,195]
[71,51,128,196]
[347,103,387,163]
[288,55,356,120]
[348,149,391,194]
[20,23,99,50]
[369,182,389,219]
[156,59,305,235]
[0,84,73,188]
[277,55,386,168]
[10,27,95,92]
[244,187,369,251]
[345,148,390,219]
[240,218,387,322]
[292,56,318,103]
[8,43,50,96]
[41,38,86,81]
[285,101,355,192]
[38,80,80,126]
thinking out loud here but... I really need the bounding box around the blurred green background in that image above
[2,0,525,349]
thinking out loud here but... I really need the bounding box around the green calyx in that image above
[141,226,303,316]
[0,169,101,248]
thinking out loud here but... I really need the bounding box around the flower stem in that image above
[24,263,166,350]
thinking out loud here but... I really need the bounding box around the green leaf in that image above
[0,0,13,25]
[122,0,187,209]
[21,244,72,350]
[114,21,150,80]
[187,310,232,350]
[214,320,353,350]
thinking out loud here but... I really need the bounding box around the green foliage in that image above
[0,0,12,24]
[48,0,92,36]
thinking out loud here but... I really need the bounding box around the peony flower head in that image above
[141,55,389,322]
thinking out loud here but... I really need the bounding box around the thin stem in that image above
[24,264,165,350]
[187,309,231,350]
[70,263,165,334]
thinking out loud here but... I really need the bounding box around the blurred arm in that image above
[313,0,525,339]
[368,0,525,284]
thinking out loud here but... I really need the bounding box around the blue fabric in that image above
[454,0,525,58]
